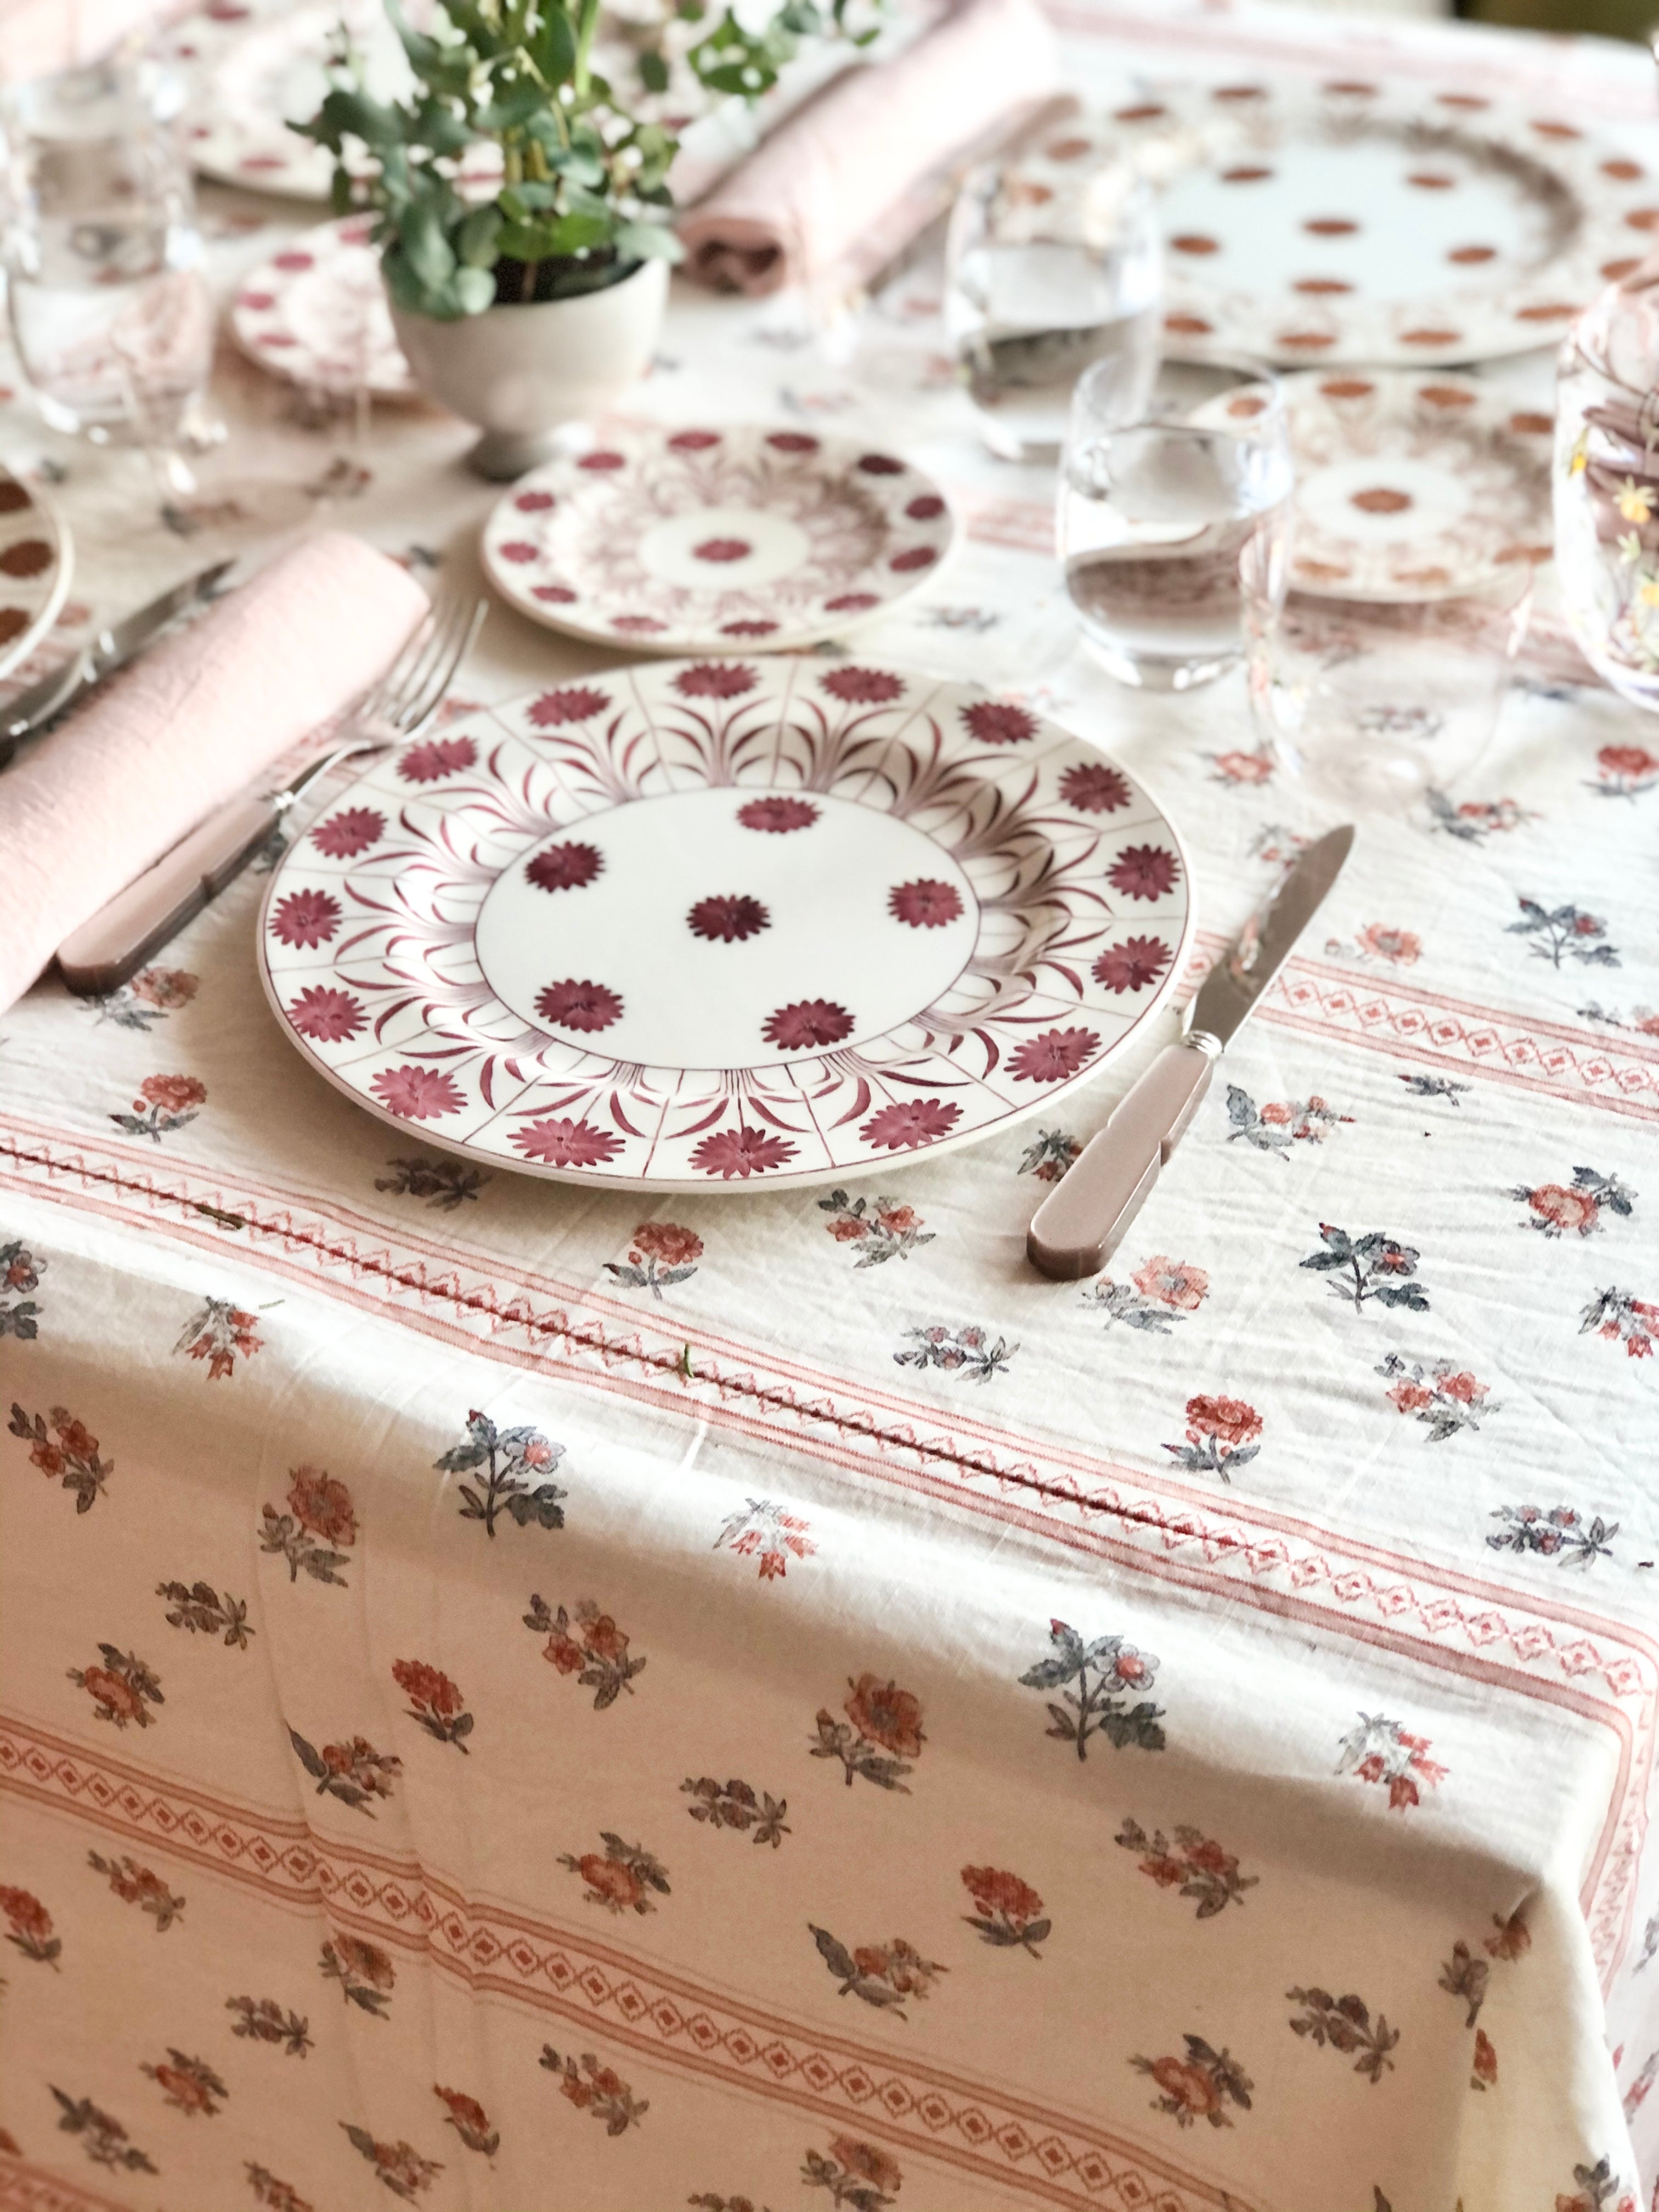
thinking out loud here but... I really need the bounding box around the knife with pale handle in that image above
[1026,823,1355,1280]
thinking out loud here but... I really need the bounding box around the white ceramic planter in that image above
[390,257,669,479]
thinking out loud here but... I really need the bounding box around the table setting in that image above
[0,0,1655,2208]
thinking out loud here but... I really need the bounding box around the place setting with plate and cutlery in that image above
[0,1,1655,2209]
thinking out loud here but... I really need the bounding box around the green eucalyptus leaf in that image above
[637,47,669,91]
[613,217,681,262]
[400,199,459,289]
[533,2,578,83]
[544,208,614,252]
[453,264,498,313]
[317,85,404,147]
[456,201,503,265]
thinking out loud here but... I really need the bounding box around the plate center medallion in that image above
[473,785,979,1070]
[637,506,813,590]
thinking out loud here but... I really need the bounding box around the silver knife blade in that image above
[1,558,235,743]
[1186,822,1355,1047]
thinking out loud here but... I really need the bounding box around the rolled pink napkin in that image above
[0,531,428,1014]
[676,0,1062,299]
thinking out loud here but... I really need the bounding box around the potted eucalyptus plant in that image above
[302,0,866,476]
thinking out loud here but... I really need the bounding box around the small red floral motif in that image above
[310,806,384,858]
[861,1099,962,1150]
[1472,2028,1497,2090]
[1351,922,1421,963]
[1211,748,1273,785]
[510,1116,623,1168]
[532,584,576,603]
[763,999,854,1050]
[526,842,603,893]
[689,894,769,943]
[287,987,365,1043]
[961,699,1036,745]
[888,878,963,928]
[240,290,275,309]
[579,450,626,470]
[693,537,752,562]
[289,1465,357,1548]
[1009,1028,1101,1083]
[1093,935,1172,993]
[0,1884,59,1966]
[68,1645,163,1729]
[142,2050,226,2117]
[273,249,313,269]
[392,1659,472,1750]
[738,795,818,833]
[1060,760,1132,814]
[692,1125,799,1178]
[536,978,623,1033]
[527,686,611,726]
[496,541,539,563]
[674,661,757,698]
[906,494,945,520]
[714,1497,815,1579]
[768,431,819,452]
[138,1073,205,1114]
[821,667,904,704]
[370,1064,466,1120]
[433,2085,498,2157]
[669,428,721,449]
[1109,844,1181,900]
[857,454,904,475]
[515,489,555,510]
[269,888,341,949]
[825,591,878,612]
[398,736,476,783]
[1337,1711,1447,1810]
[960,1865,1049,1954]
[890,546,937,572]
[722,619,777,635]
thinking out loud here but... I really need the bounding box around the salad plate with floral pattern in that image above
[0,466,71,685]
[257,658,1192,1192]
[1010,80,1657,367]
[231,218,414,398]
[480,428,956,653]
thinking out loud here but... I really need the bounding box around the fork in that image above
[55,592,487,998]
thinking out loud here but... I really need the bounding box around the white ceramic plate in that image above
[232,217,414,397]
[1284,370,1553,600]
[480,427,957,654]
[1013,81,1656,367]
[0,468,72,686]
[257,658,1193,1192]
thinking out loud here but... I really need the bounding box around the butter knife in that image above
[1,557,235,752]
[1026,823,1356,1280]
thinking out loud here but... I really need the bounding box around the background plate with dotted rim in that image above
[257,658,1193,1193]
[231,217,415,397]
[481,427,956,653]
[0,467,72,685]
[1010,81,1655,368]
[1283,369,1552,600]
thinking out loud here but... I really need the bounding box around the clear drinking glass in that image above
[1245,568,1533,813]
[945,147,1161,464]
[1058,355,1292,691]
[1,53,214,499]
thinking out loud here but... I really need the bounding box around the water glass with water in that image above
[1058,356,1293,691]
[945,146,1161,464]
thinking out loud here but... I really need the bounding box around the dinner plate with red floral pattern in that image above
[480,427,956,654]
[256,659,1192,1192]
[0,465,71,686]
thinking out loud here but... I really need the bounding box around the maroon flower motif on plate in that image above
[767,431,819,453]
[515,489,555,511]
[722,619,777,635]
[861,1099,962,1150]
[528,686,611,726]
[370,1064,465,1121]
[1060,761,1132,814]
[497,540,539,564]
[857,453,905,475]
[962,699,1036,746]
[669,429,722,450]
[689,894,770,943]
[399,736,476,784]
[738,795,818,833]
[532,584,576,604]
[692,1125,799,1178]
[579,450,626,470]
[694,537,752,563]
[510,1116,623,1167]
[825,592,878,613]
[1010,1027,1101,1082]
[890,546,937,572]
[526,842,603,894]
[1109,844,1181,900]
[1093,935,1173,993]
[288,986,365,1043]
[270,888,342,949]
[906,495,945,520]
[763,999,853,1050]
[889,878,963,928]
[675,662,757,699]
[537,979,623,1033]
[822,667,904,704]
[311,806,385,858]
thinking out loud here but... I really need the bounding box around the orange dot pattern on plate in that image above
[1227,395,1269,417]
[1278,332,1336,351]
[1448,245,1496,264]
[1408,173,1455,190]
[0,483,30,516]
[1401,329,1462,346]
[1171,235,1220,256]
[1351,487,1414,514]
[0,540,50,579]
[1395,565,1452,586]
[1164,314,1212,335]
[1508,411,1554,435]
[0,608,26,646]
[1516,303,1579,322]
[1211,84,1267,100]
[1531,120,1579,138]
[1419,386,1475,408]
[1324,80,1378,95]
[1304,218,1357,235]
[1602,257,1642,280]
[1604,160,1644,181]
[1047,136,1094,157]
[1295,278,1352,295]
[1437,92,1488,108]
[1495,541,1553,563]
[1321,379,1375,398]
[1626,210,1659,232]
[1296,559,1353,580]
[1221,166,1273,183]
[1109,106,1164,125]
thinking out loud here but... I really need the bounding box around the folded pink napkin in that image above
[677,0,1062,299]
[0,531,428,1013]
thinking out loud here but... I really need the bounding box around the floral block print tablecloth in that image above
[2,5,1658,2211]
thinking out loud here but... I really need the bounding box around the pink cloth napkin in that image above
[0,531,428,1014]
[676,0,1062,298]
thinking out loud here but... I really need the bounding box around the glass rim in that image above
[1069,351,1285,445]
